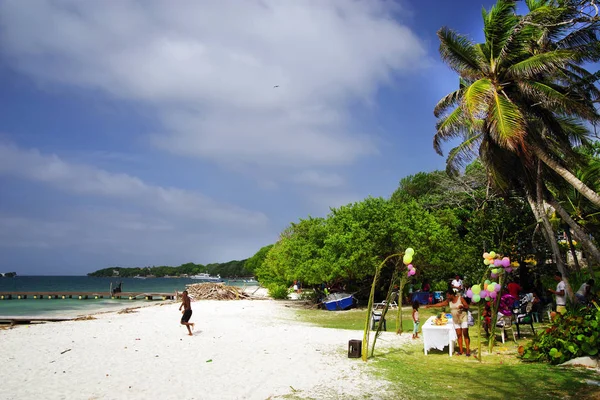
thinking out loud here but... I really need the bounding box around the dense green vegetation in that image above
[88,260,250,278]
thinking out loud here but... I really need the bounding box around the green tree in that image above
[245,244,273,275]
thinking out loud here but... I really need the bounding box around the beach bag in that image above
[467,311,474,326]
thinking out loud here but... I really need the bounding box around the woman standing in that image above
[427,290,471,356]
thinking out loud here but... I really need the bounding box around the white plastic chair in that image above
[496,315,517,343]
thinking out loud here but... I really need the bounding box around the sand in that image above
[0,299,412,400]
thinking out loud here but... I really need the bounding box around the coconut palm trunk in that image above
[564,225,581,272]
[531,144,600,208]
[547,198,599,277]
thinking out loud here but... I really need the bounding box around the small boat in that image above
[133,275,147,279]
[323,293,356,311]
[189,273,223,282]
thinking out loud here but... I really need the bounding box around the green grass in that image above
[295,306,600,400]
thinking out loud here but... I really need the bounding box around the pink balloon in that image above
[407,264,414,270]
[494,284,501,292]
[494,259,502,267]
[466,289,473,298]
[489,291,497,299]
[490,273,498,279]
[410,269,416,276]
[505,267,513,273]
[502,257,510,267]
[480,290,489,298]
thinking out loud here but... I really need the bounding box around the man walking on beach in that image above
[179,290,194,336]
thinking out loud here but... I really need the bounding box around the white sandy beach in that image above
[0,299,411,400]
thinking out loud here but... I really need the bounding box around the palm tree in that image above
[434,0,600,206]
[433,0,600,283]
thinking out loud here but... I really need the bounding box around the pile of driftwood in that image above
[183,282,252,300]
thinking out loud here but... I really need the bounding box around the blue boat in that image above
[323,293,355,311]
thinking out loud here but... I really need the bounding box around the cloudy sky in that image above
[0,0,497,275]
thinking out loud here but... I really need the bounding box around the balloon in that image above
[485,296,491,301]
[483,252,490,259]
[483,259,490,265]
[480,290,488,298]
[472,294,481,303]
[487,283,495,292]
[489,251,496,258]
[505,267,513,273]
[403,254,412,265]
[494,284,501,292]
[407,264,414,270]
[490,273,498,279]
[405,247,415,256]
[502,257,510,267]
[471,285,481,294]
[489,291,497,299]
[494,259,502,267]
[466,289,473,298]
[409,269,416,276]
[485,280,491,285]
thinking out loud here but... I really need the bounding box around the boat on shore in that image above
[189,273,223,282]
[323,293,356,311]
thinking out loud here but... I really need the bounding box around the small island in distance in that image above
[87,260,251,279]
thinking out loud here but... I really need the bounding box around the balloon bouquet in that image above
[464,251,518,359]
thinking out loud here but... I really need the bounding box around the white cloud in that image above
[0,0,427,169]
[0,143,268,227]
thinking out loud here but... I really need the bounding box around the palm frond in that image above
[445,133,483,176]
[482,0,520,61]
[434,107,466,155]
[506,49,581,78]
[488,91,526,150]
[434,87,464,118]
[464,78,494,118]
[517,80,597,119]
[438,27,482,78]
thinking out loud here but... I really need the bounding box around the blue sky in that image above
[0,0,498,275]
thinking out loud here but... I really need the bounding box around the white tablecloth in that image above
[422,315,458,356]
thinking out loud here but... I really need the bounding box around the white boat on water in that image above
[189,273,222,282]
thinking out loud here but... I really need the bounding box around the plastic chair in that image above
[496,315,516,343]
[512,302,537,338]
[371,310,387,331]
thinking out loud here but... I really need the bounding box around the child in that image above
[482,302,492,337]
[412,301,420,339]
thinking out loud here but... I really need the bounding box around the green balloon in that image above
[472,294,481,303]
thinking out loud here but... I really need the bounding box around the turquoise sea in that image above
[0,276,254,317]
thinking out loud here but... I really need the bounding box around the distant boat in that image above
[189,273,222,282]
[0,272,17,278]
[133,275,147,279]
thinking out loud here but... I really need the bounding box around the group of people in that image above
[411,271,596,357]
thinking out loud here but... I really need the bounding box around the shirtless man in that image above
[179,290,194,336]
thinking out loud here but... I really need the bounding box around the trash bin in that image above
[348,339,362,358]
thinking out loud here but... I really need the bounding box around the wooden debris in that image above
[183,283,252,301]
[74,315,97,321]
[118,307,140,314]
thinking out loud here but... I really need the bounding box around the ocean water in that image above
[0,276,255,317]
